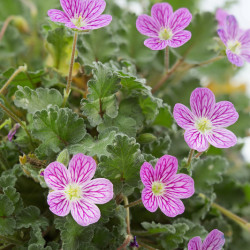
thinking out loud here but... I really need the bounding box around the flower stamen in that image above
[152,181,165,196]
[227,40,241,55]
[195,117,212,134]
[159,28,173,41]
[71,16,87,28]
[64,183,82,201]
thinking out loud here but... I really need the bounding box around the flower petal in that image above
[144,38,168,50]
[184,128,209,152]
[136,14,160,37]
[140,162,155,187]
[226,49,244,67]
[141,188,158,212]
[158,196,185,217]
[241,49,250,62]
[165,174,195,199]
[216,8,229,27]
[151,3,173,27]
[217,29,228,45]
[71,199,100,226]
[83,14,112,30]
[190,88,216,118]
[154,155,178,183]
[239,29,250,47]
[188,236,202,250]
[44,162,70,190]
[60,0,84,19]
[168,30,191,48]
[226,15,239,40]
[202,229,225,250]
[48,9,70,23]
[210,101,239,127]
[82,0,106,22]
[81,178,113,204]
[47,191,71,216]
[68,153,96,186]
[206,128,237,148]
[169,8,192,33]
[173,103,195,129]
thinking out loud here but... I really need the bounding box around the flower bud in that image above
[137,133,157,144]
[56,149,70,166]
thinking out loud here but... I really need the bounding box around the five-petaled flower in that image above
[136,3,192,50]
[44,153,113,226]
[188,229,225,250]
[217,15,250,67]
[140,155,194,217]
[48,0,112,30]
[173,88,239,152]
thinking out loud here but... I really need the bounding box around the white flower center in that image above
[227,40,241,55]
[195,117,212,134]
[159,28,173,40]
[64,183,82,201]
[71,16,87,28]
[152,181,165,196]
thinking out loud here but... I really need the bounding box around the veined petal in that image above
[168,30,191,48]
[241,49,250,62]
[71,199,100,226]
[48,9,70,23]
[169,8,192,33]
[239,29,250,47]
[83,14,112,30]
[47,191,71,216]
[173,103,195,129]
[216,8,229,27]
[188,236,202,250]
[81,178,113,204]
[60,0,84,19]
[217,29,228,45]
[226,15,239,40]
[82,0,106,22]
[206,128,237,148]
[158,196,185,217]
[226,49,244,67]
[190,88,216,118]
[154,155,178,183]
[210,101,239,127]
[184,128,209,152]
[140,162,155,187]
[68,153,96,186]
[136,14,160,37]
[144,38,168,50]
[165,174,195,199]
[141,187,158,212]
[44,162,70,190]
[202,229,225,250]
[151,3,173,27]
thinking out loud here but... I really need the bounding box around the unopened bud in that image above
[137,133,157,144]
[56,149,70,166]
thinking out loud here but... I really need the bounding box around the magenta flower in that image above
[140,155,194,217]
[188,229,225,250]
[217,15,250,67]
[136,3,192,50]
[8,123,20,141]
[173,88,239,152]
[48,0,112,30]
[216,8,228,28]
[44,153,113,226]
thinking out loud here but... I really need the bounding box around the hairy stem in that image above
[124,196,131,235]
[0,65,27,94]
[117,235,133,250]
[186,149,195,167]
[195,152,203,158]
[137,240,158,250]
[124,198,142,208]
[0,16,15,41]
[164,46,169,74]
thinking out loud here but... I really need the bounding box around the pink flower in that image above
[140,155,194,217]
[44,153,113,226]
[8,123,20,141]
[216,8,229,28]
[188,229,225,250]
[136,3,192,50]
[173,88,239,152]
[217,15,250,67]
[48,0,112,30]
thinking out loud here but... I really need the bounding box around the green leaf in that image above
[32,106,86,159]
[3,186,20,204]
[99,134,144,195]
[0,217,16,236]
[141,221,176,234]
[153,104,173,128]
[0,194,15,217]
[192,156,229,194]
[14,86,63,114]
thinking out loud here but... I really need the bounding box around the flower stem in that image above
[62,31,78,107]
[117,234,133,250]
[199,193,250,232]
[152,57,184,93]
[137,240,158,250]
[0,16,15,41]
[0,102,33,143]
[0,119,11,130]
[186,149,195,167]
[195,152,203,158]
[123,196,131,235]
[164,46,169,74]
[0,65,27,94]
[124,198,142,208]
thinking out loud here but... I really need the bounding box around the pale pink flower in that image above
[44,153,113,226]
[188,229,225,250]
[140,155,194,217]
[216,8,229,28]
[48,0,112,30]
[136,3,192,50]
[173,88,239,152]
